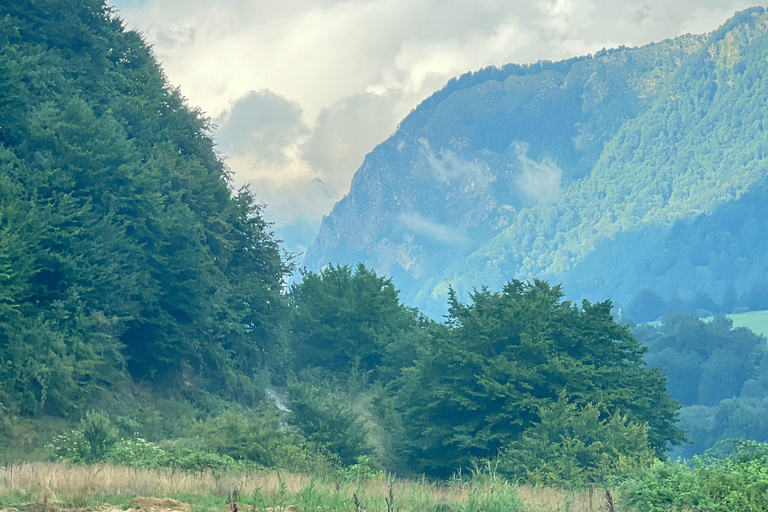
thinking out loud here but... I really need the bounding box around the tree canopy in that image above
[0,0,290,416]
[394,280,682,476]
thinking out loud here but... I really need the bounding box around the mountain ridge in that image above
[305,12,748,315]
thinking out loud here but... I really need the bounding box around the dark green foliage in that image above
[0,0,290,416]
[638,314,766,407]
[497,394,655,487]
[634,313,768,458]
[395,280,681,476]
[286,376,371,467]
[674,398,768,460]
[289,264,422,380]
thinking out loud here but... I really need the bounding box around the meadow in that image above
[0,464,616,512]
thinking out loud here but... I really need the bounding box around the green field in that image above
[648,310,768,339]
[703,310,768,338]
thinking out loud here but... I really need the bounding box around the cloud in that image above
[420,139,490,185]
[216,89,307,164]
[512,143,563,203]
[302,91,404,192]
[247,177,337,227]
[399,212,467,244]
[214,88,404,226]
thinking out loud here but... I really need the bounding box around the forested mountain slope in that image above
[0,0,289,417]
[306,8,768,317]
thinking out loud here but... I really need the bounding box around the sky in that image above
[112,0,762,253]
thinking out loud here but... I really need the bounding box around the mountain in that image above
[305,8,768,318]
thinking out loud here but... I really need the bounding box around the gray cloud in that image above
[302,91,403,192]
[399,212,466,244]
[215,90,307,164]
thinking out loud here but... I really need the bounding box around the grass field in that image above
[0,463,621,512]
[716,310,768,338]
[648,310,768,338]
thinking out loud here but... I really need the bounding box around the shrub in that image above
[81,411,118,462]
[287,377,371,467]
[105,438,171,468]
[189,405,330,473]
[622,441,768,512]
[48,411,118,464]
[497,394,655,487]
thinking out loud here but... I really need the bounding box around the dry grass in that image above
[0,463,308,502]
[0,463,614,512]
[518,485,605,512]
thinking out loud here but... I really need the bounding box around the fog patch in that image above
[420,139,490,185]
[399,212,466,244]
[512,143,563,203]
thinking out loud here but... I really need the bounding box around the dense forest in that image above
[0,0,291,418]
[4,5,768,507]
[634,313,768,460]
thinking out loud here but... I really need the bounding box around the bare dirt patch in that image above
[130,498,191,512]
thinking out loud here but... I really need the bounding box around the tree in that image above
[0,0,291,415]
[286,376,370,467]
[626,288,668,323]
[288,263,423,380]
[395,280,682,476]
[497,393,655,486]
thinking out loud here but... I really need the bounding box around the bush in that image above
[337,455,383,483]
[497,394,655,487]
[189,405,330,473]
[48,411,118,464]
[287,377,371,467]
[105,438,171,468]
[623,441,768,512]
[81,411,118,462]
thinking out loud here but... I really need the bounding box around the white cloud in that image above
[513,143,564,204]
[112,0,763,235]
[420,139,490,185]
[399,212,467,244]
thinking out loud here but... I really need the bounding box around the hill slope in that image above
[306,8,768,316]
[0,0,289,417]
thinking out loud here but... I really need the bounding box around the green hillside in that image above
[446,8,768,306]
[0,0,290,417]
[0,0,682,485]
[6,1,768,500]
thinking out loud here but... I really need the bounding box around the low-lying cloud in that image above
[399,212,467,244]
[512,143,563,203]
[421,139,490,186]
